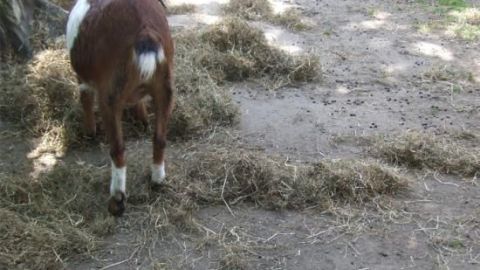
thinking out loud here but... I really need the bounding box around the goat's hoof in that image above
[108,191,126,216]
[151,164,166,185]
[150,181,163,192]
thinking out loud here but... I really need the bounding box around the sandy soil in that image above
[2,0,480,269]
[234,0,480,161]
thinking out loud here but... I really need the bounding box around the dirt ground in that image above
[2,0,480,269]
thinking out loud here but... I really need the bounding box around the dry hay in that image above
[0,164,111,269]
[170,30,239,139]
[421,64,475,83]
[373,131,480,177]
[0,137,408,269]
[223,0,312,31]
[168,146,408,210]
[223,0,273,21]
[0,209,92,269]
[269,8,312,32]
[0,43,81,155]
[197,17,320,87]
[167,3,196,15]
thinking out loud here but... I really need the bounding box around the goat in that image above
[66,0,174,216]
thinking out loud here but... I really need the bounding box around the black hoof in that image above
[150,181,163,192]
[108,191,126,217]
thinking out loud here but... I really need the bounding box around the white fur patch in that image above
[137,52,157,81]
[136,48,165,81]
[110,162,126,195]
[157,47,166,63]
[66,0,90,50]
[151,162,166,184]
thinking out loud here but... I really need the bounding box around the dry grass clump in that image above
[270,8,312,31]
[167,145,407,210]
[223,0,272,21]
[421,1,480,40]
[199,17,320,87]
[0,164,113,269]
[0,62,32,122]
[219,250,248,270]
[447,7,480,40]
[373,131,480,176]
[223,0,311,31]
[168,3,196,15]
[0,47,81,155]
[171,31,239,139]
[422,64,474,83]
[0,209,90,269]
[309,160,407,204]
[27,48,81,147]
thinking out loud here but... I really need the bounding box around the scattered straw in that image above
[270,8,312,31]
[0,45,80,155]
[372,131,480,177]
[0,163,111,269]
[223,0,272,21]
[199,17,320,87]
[168,146,407,209]
[170,30,239,139]
[0,136,409,268]
[223,0,312,31]
[168,4,196,15]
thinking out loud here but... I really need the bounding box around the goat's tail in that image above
[134,35,165,81]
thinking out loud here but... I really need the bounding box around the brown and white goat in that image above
[66,0,174,216]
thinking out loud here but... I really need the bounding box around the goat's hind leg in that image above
[99,96,127,216]
[150,68,173,185]
[79,83,96,138]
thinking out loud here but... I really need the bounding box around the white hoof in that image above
[151,162,166,184]
[110,162,126,196]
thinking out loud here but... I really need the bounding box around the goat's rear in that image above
[67,0,174,216]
